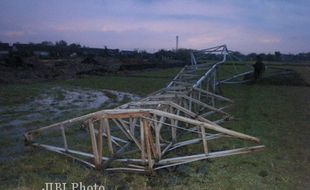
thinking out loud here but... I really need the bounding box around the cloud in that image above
[259,38,281,44]
[3,31,25,38]
[0,0,309,53]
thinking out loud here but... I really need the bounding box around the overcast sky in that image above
[0,0,309,53]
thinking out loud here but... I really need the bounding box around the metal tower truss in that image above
[24,45,265,173]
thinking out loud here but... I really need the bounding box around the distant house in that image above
[33,51,50,58]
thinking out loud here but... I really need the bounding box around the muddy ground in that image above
[0,86,140,161]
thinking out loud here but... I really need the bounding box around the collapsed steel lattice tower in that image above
[24,45,264,173]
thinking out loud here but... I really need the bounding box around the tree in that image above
[54,40,68,57]
[246,53,257,61]
[274,51,282,61]
[55,40,67,47]
[69,43,81,49]
[265,53,274,61]
[103,46,109,57]
[41,41,54,46]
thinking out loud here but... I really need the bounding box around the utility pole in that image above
[176,35,179,51]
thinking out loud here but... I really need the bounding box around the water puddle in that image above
[0,86,140,161]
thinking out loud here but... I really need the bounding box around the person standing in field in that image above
[253,55,265,81]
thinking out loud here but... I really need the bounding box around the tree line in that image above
[1,40,310,62]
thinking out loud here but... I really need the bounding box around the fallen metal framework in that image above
[24,45,264,173]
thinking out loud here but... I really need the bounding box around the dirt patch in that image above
[0,56,185,84]
[0,57,122,84]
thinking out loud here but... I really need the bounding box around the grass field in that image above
[0,65,309,190]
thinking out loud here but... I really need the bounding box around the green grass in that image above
[0,66,309,189]
[0,83,46,106]
[60,68,180,95]
[0,68,179,108]
[124,67,181,78]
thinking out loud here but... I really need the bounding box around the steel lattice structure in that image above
[24,45,264,173]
